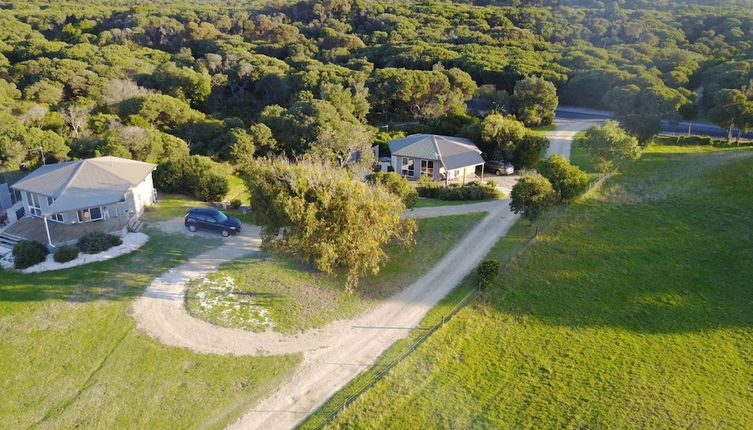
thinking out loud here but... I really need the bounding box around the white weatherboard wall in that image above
[127,173,155,217]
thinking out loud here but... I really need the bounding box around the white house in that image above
[2,156,156,248]
[387,134,486,183]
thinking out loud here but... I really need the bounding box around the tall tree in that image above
[577,120,641,171]
[511,76,558,127]
[242,158,416,290]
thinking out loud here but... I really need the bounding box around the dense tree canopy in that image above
[0,0,751,174]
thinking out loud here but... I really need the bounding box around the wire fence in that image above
[301,211,567,429]
[300,165,620,430]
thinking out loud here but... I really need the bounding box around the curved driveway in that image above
[132,119,595,429]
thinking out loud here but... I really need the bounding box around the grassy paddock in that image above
[185,213,486,334]
[325,145,753,429]
[299,214,544,429]
[0,231,300,429]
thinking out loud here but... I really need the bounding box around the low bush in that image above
[366,172,418,208]
[418,178,503,201]
[109,234,123,247]
[78,231,121,254]
[653,134,753,148]
[230,198,242,209]
[153,155,229,202]
[477,259,500,289]
[416,176,444,198]
[653,135,715,146]
[13,240,48,269]
[54,246,79,263]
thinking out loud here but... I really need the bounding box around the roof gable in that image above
[387,134,484,169]
[12,156,156,213]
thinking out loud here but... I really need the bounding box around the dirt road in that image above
[545,118,602,160]
[132,119,595,429]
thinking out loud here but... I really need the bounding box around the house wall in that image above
[126,173,155,217]
[447,165,479,182]
[392,156,443,181]
[19,190,70,223]
[0,183,11,210]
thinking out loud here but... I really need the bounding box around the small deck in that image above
[3,217,129,246]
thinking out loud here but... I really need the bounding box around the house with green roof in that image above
[387,134,486,183]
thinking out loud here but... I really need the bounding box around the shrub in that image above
[416,176,444,198]
[419,179,503,201]
[230,198,242,209]
[153,155,229,202]
[54,246,79,263]
[510,173,557,222]
[109,234,123,246]
[78,231,120,254]
[537,155,589,201]
[367,172,418,208]
[477,259,500,289]
[13,240,48,269]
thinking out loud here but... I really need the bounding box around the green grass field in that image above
[185,214,485,334]
[145,194,257,225]
[0,231,299,429]
[325,145,753,429]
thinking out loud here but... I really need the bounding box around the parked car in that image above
[485,160,515,175]
[184,207,241,237]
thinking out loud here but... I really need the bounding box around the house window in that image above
[77,207,103,222]
[47,196,54,206]
[26,192,41,217]
[401,157,415,177]
[50,213,64,223]
[421,160,434,177]
[11,189,21,205]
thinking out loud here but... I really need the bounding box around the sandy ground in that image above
[0,232,148,272]
[131,119,595,430]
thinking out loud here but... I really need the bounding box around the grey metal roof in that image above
[387,134,484,170]
[12,156,155,213]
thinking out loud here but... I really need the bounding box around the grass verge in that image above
[321,145,753,429]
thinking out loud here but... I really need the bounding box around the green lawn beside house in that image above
[0,231,300,429]
[185,213,486,334]
[324,145,753,429]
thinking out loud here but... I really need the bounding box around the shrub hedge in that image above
[417,177,503,201]
[153,155,229,202]
[13,240,48,269]
[366,172,418,208]
[54,246,79,263]
[78,231,122,254]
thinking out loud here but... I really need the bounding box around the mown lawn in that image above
[185,213,486,334]
[145,193,257,225]
[0,230,299,429]
[325,145,753,429]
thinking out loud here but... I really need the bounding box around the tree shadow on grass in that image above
[486,152,753,334]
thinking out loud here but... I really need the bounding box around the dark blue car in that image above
[184,207,241,237]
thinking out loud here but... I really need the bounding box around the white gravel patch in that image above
[0,232,149,273]
[189,274,275,331]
